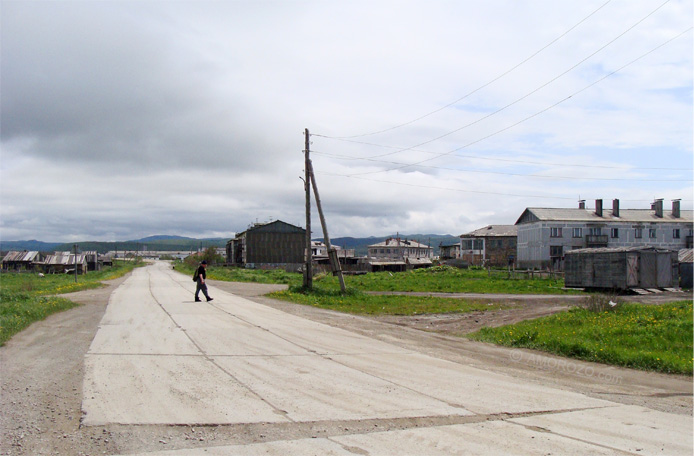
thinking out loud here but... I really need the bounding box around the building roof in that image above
[235,220,305,238]
[460,225,517,238]
[2,251,40,262]
[368,238,432,249]
[516,208,693,225]
[679,249,694,263]
[565,246,676,255]
[44,252,87,265]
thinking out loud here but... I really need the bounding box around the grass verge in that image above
[177,263,577,294]
[467,300,693,375]
[0,261,140,346]
[268,286,514,315]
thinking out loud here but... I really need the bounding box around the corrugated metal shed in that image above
[2,251,40,262]
[565,246,678,290]
[679,249,693,289]
[679,249,694,263]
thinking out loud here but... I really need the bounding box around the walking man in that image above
[194,260,213,302]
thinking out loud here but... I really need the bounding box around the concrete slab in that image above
[333,420,630,456]
[214,354,473,422]
[82,354,288,425]
[88,325,199,355]
[117,420,628,456]
[509,404,694,456]
[176,313,309,356]
[123,438,356,456]
[330,352,613,414]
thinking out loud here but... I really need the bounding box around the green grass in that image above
[0,261,140,346]
[175,263,300,285]
[468,300,693,375]
[313,266,573,294]
[268,286,514,315]
[177,263,574,294]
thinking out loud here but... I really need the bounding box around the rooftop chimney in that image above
[595,199,603,217]
[612,199,620,218]
[578,199,586,209]
[653,199,663,218]
[672,199,681,218]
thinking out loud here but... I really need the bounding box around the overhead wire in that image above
[325,0,614,139]
[313,171,690,203]
[331,25,693,177]
[311,149,692,182]
[313,0,674,167]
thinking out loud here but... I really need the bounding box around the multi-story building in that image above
[515,199,693,270]
[367,237,433,271]
[459,225,517,267]
[226,220,306,268]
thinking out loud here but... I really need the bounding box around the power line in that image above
[341,25,694,177]
[313,144,691,172]
[314,170,692,204]
[311,149,692,182]
[314,0,675,167]
[326,0,614,139]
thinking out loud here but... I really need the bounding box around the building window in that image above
[572,228,583,238]
[673,229,680,239]
[635,228,643,239]
[649,229,656,239]
[550,227,563,238]
[588,227,602,236]
[550,246,563,257]
[611,228,619,239]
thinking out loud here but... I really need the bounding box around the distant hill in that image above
[1,236,229,254]
[321,234,460,256]
[0,240,63,252]
[2,234,460,256]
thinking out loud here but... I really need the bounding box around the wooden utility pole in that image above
[73,244,78,283]
[307,160,346,292]
[303,128,313,289]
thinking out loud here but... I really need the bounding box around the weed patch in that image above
[468,300,693,375]
[0,261,140,346]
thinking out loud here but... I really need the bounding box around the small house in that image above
[2,251,41,271]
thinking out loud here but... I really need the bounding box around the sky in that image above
[1,0,692,242]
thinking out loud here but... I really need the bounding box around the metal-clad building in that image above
[43,251,88,274]
[227,220,306,267]
[679,249,693,289]
[564,246,679,290]
[2,251,41,271]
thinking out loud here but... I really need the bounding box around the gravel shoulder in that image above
[1,277,691,455]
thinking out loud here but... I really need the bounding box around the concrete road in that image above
[83,262,692,455]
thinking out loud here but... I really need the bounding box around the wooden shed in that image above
[564,246,679,290]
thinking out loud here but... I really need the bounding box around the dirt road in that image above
[0,274,691,455]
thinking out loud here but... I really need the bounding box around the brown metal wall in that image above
[245,232,304,264]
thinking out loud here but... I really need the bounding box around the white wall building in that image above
[515,199,693,270]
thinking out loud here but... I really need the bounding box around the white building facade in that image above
[516,199,693,270]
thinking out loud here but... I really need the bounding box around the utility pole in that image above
[73,244,78,283]
[307,160,346,292]
[303,128,313,289]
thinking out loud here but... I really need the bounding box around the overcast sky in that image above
[1,0,692,242]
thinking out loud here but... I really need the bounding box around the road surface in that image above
[1,261,692,455]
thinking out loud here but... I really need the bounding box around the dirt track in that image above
[0,276,691,455]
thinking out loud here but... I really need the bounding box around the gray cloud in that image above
[1,1,691,242]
